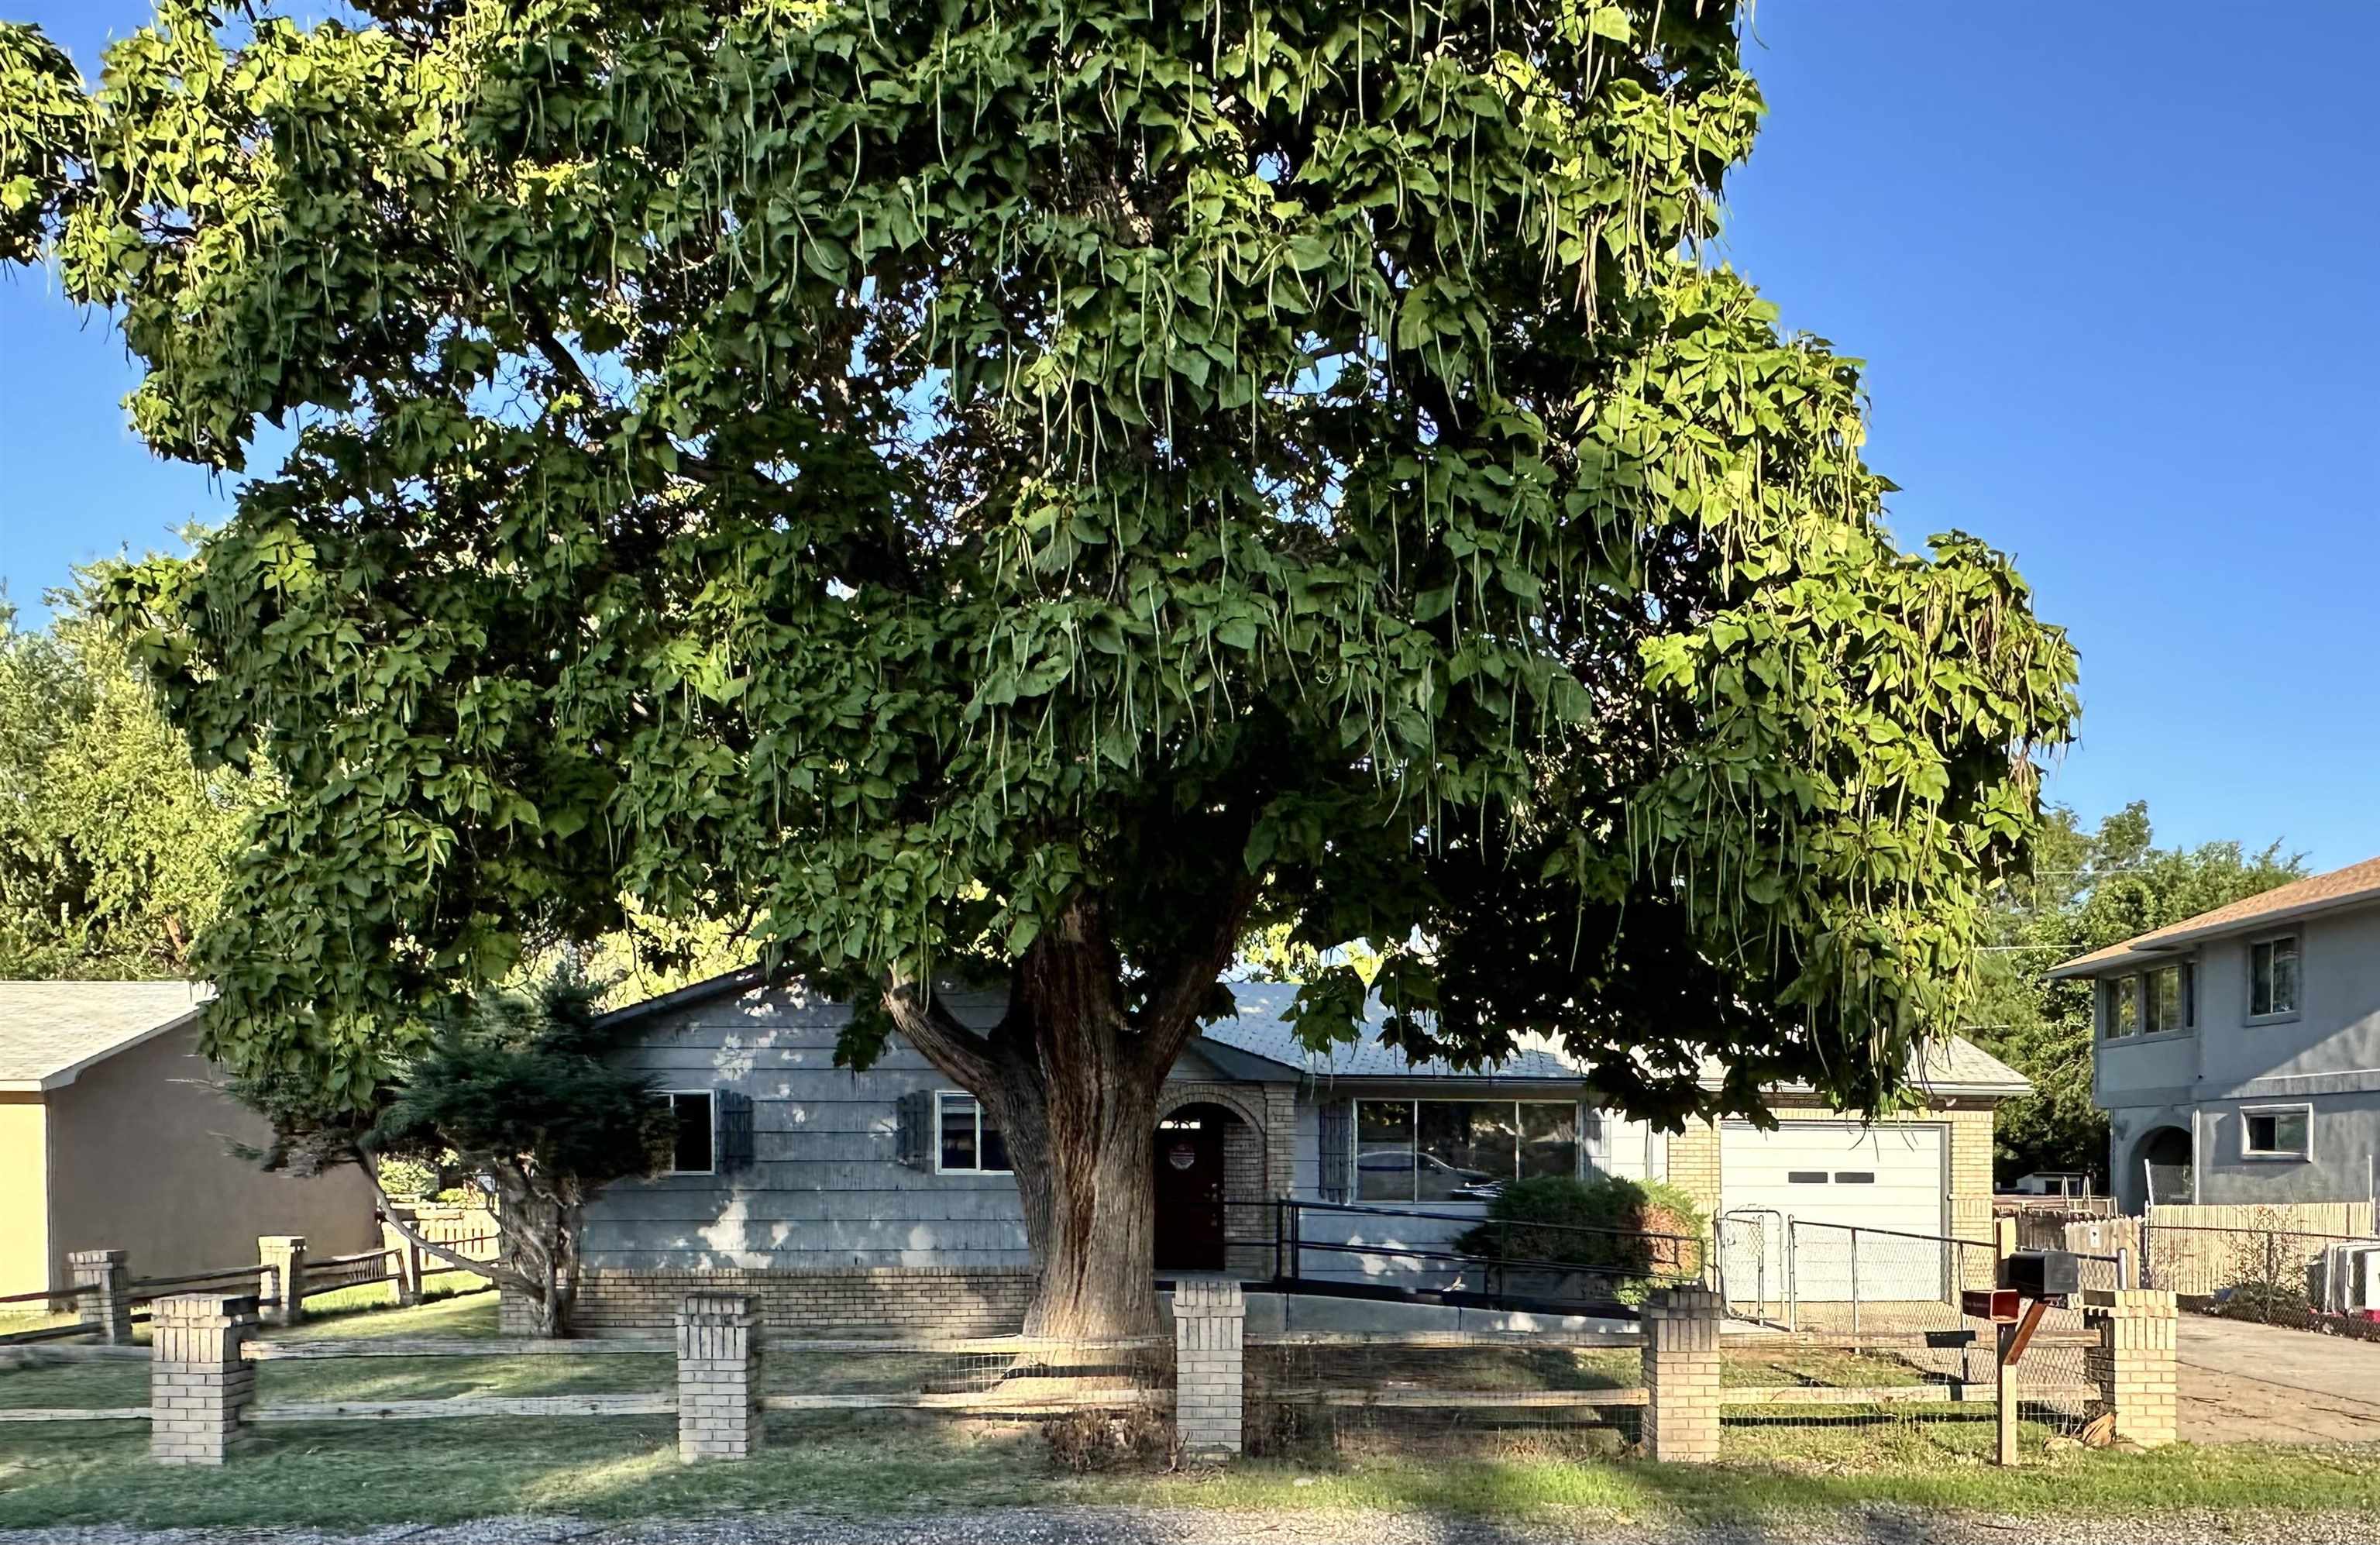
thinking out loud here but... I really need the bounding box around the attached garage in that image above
[1719,1120,1947,1300]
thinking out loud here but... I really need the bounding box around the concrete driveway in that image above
[2175,1313,2380,1443]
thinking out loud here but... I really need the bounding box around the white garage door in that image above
[1720,1121,1946,1301]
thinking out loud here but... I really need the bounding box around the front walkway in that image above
[2175,1314,2380,1443]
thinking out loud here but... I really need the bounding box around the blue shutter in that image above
[896,1090,934,1172]
[715,1089,755,1174]
[1318,1099,1351,1203]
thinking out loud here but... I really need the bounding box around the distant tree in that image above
[241,969,674,1337]
[0,588,268,977]
[1969,802,2303,1182]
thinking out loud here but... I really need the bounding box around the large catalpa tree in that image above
[3,1,2077,1336]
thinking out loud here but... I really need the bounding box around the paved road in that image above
[10,1510,2380,1545]
[2175,1314,2380,1444]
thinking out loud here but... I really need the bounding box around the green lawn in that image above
[5,1294,2377,1531]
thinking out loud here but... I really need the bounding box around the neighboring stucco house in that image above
[2052,854,2380,1212]
[0,982,379,1296]
[566,970,2026,1331]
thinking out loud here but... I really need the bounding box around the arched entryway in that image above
[2128,1125,2193,1208]
[1152,1095,1268,1273]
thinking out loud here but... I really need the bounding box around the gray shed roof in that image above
[1197,981,2030,1099]
[0,981,212,1091]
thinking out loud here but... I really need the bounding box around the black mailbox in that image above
[2000,1249,2081,1299]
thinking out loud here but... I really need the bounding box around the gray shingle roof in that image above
[0,981,212,1089]
[1196,980,2029,1097]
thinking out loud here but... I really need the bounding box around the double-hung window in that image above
[936,1092,1012,1175]
[2250,936,2301,1019]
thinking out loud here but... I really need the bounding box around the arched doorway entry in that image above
[1152,1096,1267,1272]
[2130,1125,2193,1207]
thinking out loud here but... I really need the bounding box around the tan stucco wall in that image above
[1666,1098,2001,1243]
[0,1094,49,1296]
[42,1023,379,1286]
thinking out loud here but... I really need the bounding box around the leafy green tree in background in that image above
[4,2,2077,1336]
[0,589,269,977]
[1969,801,2302,1184]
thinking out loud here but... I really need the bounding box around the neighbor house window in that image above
[1352,1099,1578,1203]
[2143,963,2193,1034]
[2250,936,2300,1018]
[936,1092,1011,1175]
[2241,1106,2310,1160]
[655,1091,715,1175]
[2104,976,2140,1038]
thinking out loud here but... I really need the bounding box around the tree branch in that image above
[882,970,1003,1091]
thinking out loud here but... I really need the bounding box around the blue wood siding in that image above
[581,983,1032,1270]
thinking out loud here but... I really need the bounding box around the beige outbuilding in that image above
[0,982,377,1296]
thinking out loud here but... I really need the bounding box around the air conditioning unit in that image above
[2316,1243,2380,1315]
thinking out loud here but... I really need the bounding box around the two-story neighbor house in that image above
[2052,854,2380,1212]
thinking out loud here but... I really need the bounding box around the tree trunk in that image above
[886,889,1250,1342]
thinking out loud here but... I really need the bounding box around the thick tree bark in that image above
[886,886,1250,1340]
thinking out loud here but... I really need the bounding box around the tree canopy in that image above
[1969,802,2303,1182]
[0,588,269,977]
[5,0,2078,1331]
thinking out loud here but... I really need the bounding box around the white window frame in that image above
[654,1089,716,1175]
[2238,1103,2312,1161]
[934,1090,1012,1176]
[2247,934,2303,1024]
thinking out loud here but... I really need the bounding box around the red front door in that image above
[1153,1117,1227,1271]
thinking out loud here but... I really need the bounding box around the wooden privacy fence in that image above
[0,1282,2179,1471]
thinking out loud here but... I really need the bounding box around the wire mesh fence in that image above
[758,1336,1175,1428]
[1246,1334,1642,1459]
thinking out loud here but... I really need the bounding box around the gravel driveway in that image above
[11,1506,2380,1545]
[2175,1314,2380,1443]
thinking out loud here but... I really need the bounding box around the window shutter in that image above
[1581,1106,1606,1181]
[1318,1099,1351,1203]
[896,1090,933,1172]
[714,1089,755,1174]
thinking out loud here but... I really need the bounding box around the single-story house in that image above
[0,982,380,1296]
[566,971,2027,1332]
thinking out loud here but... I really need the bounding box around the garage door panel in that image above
[1720,1121,1946,1301]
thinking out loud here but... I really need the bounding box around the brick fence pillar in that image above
[150,1294,258,1465]
[256,1236,306,1326]
[68,1248,132,1344]
[1641,1285,1724,1462]
[1172,1278,1245,1457]
[675,1292,762,1460]
[2084,1287,2177,1447]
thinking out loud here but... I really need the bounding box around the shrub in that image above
[432,1185,488,1206]
[375,1157,438,1201]
[1453,1175,1708,1299]
[1042,1407,1178,1472]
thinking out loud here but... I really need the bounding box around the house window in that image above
[2241,1106,2310,1160]
[1352,1099,1580,1203]
[2143,963,2193,1034]
[936,1092,1011,1175]
[2105,976,2140,1038]
[2250,936,2300,1018]
[655,1091,715,1175]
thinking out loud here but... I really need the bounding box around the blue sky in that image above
[2,2,2375,869]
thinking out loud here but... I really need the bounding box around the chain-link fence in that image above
[2141,1221,2380,1337]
